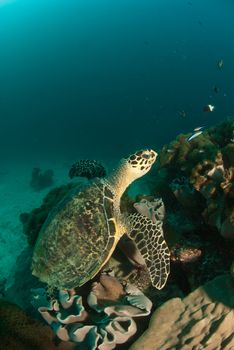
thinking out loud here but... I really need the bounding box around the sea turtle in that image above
[32,149,170,290]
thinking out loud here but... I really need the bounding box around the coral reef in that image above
[129,274,234,350]
[31,273,152,350]
[168,232,230,292]
[165,212,233,295]
[138,118,234,304]
[30,167,54,191]
[169,176,199,211]
[0,299,74,350]
[69,159,106,179]
[154,118,234,239]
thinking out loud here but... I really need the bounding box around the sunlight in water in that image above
[0,0,15,6]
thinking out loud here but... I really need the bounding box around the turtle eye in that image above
[142,154,150,159]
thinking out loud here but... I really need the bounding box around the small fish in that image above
[167,149,174,153]
[198,149,205,153]
[213,86,219,93]
[194,126,205,132]
[187,131,203,142]
[203,104,215,112]
[217,59,224,70]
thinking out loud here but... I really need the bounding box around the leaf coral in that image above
[31,273,152,350]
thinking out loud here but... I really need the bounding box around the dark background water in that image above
[0,0,234,162]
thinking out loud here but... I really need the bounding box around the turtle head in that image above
[109,149,157,201]
[125,149,157,180]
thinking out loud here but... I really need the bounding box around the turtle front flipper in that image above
[127,209,170,290]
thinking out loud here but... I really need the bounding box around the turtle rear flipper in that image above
[127,213,170,290]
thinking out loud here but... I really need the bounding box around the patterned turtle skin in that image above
[32,149,171,291]
[69,159,106,180]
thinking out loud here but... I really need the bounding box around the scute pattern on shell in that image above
[32,180,117,289]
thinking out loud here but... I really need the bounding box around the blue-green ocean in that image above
[0,0,233,162]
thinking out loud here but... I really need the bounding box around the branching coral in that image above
[31,274,152,350]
